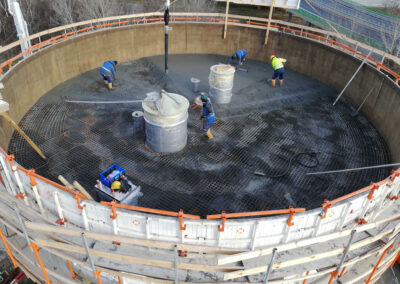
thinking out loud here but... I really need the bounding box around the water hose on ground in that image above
[253,152,319,178]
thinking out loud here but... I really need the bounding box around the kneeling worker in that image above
[229,49,247,66]
[270,54,286,87]
[100,60,118,89]
[200,95,215,140]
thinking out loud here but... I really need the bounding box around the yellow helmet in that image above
[270,55,275,60]
[111,181,122,190]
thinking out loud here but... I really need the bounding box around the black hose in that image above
[253,152,319,178]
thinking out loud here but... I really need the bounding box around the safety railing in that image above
[1,13,400,84]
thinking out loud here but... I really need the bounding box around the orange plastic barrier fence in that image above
[206,18,240,23]
[100,201,200,219]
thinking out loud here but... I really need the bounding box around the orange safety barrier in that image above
[96,21,130,29]
[145,17,163,22]
[0,229,17,268]
[118,276,122,284]
[365,245,393,284]
[207,207,306,232]
[29,243,51,284]
[171,17,201,21]
[206,17,240,23]
[101,201,200,230]
[66,260,77,279]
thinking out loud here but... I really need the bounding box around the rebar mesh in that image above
[8,54,391,216]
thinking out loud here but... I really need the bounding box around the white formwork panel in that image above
[84,202,115,234]
[113,210,148,239]
[55,189,85,226]
[148,217,181,241]
[286,211,320,242]
[256,216,287,236]
[317,202,350,235]
[253,218,287,247]
[34,179,61,215]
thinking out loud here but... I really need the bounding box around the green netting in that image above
[291,8,388,52]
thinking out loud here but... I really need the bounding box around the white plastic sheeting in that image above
[0,151,399,251]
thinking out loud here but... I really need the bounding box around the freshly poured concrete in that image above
[8,54,391,215]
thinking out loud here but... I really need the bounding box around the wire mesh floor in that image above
[8,54,391,216]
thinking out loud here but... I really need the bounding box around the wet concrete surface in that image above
[8,54,391,216]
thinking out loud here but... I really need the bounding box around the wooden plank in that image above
[264,0,275,45]
[224,228,398,280]
[223,0,230,39]
[35,239,243,273]
[25,222,243,255]
[218,214,400,265]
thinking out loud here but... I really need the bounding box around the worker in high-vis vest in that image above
[270,55,287,87]
[100,60,118,89]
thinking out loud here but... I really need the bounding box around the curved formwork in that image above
[0,13,400,284]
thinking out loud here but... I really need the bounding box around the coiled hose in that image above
[253,152,319,178]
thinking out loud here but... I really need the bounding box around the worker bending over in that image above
[270,54,287,87]
[229,49,247,66]
[100,60,118,89]
[200,95,215,140]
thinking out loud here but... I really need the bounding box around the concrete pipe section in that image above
[6,54,391,215]
[142,90,189,153]
[209,64,236,104]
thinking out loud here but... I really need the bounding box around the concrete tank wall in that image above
[0,23,399,161]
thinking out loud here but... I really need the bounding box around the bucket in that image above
[132,111,145,136]
[209,64,235,104]
[191,77,200,93]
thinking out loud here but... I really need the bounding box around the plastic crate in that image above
[100,164,125,188]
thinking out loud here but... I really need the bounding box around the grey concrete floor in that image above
[8,54,391,216]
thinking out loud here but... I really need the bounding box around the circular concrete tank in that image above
[142,90,189,153]
[209,64,235,104]
[1,17,400,284]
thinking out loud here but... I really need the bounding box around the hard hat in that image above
[111,181,122,190]
[270,55,275,60]
[201,95,208,102]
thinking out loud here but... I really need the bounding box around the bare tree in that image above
[77,0,121,20]
[171,0,216,12]
[380,0,400,55]
[50,0,76,26]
